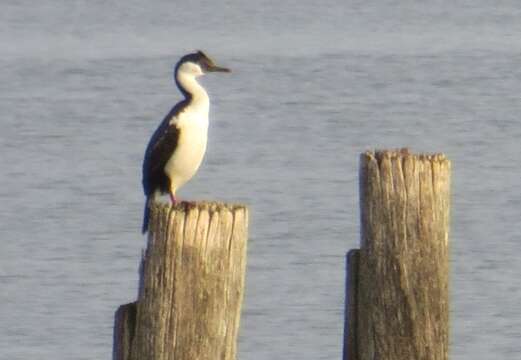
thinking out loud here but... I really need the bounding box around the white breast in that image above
[164,99,209,193]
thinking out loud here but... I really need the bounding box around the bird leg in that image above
[170,192,177,205]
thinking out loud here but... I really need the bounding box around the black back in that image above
[142,100,188,197]
[141,101,187,234]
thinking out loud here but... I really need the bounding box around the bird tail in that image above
[142,197,152,234]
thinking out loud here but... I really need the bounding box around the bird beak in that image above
[207,64,231,73]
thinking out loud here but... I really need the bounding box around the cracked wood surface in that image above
[114,201,248,360]
[357,149,451,360]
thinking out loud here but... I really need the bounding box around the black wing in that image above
[142,100,188,196]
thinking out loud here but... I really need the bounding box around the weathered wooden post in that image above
[113,201,248,360]
[344,149,451,360]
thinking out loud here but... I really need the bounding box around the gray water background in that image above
[2,1,521,359]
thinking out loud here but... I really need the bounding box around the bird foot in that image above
[170,194,197,209]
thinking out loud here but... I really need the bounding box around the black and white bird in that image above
[141,51,230,233]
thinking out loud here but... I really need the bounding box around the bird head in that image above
[175,50,231,79]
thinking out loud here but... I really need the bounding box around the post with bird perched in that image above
[113,52,248,360]
[114,202,248,360]
[344,149,451,360]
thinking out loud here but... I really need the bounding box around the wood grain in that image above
[114,201,248,360]
[358,149,451,360]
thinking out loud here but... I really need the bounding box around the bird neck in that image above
[175,71,209,106]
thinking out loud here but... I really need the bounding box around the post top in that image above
[150,200,247,214]
[362,148,448,164]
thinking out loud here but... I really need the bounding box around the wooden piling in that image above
[346,149,451,360]
[113,302,137,360]
[113,201,249,360]
[343,249,360,360]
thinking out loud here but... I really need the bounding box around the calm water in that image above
[2,1,521,359]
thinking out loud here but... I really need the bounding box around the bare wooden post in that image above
[113,201,248,360]
[346,149,451,360]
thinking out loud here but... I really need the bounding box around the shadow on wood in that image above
[113,302,136,360]
[343,250,359,360]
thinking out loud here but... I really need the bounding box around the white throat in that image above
[176,71,209,105]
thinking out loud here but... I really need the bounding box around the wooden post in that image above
[346,149,451,360]
[113,302,137,360]
[343,249,359,360]
[113,201,249,360]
